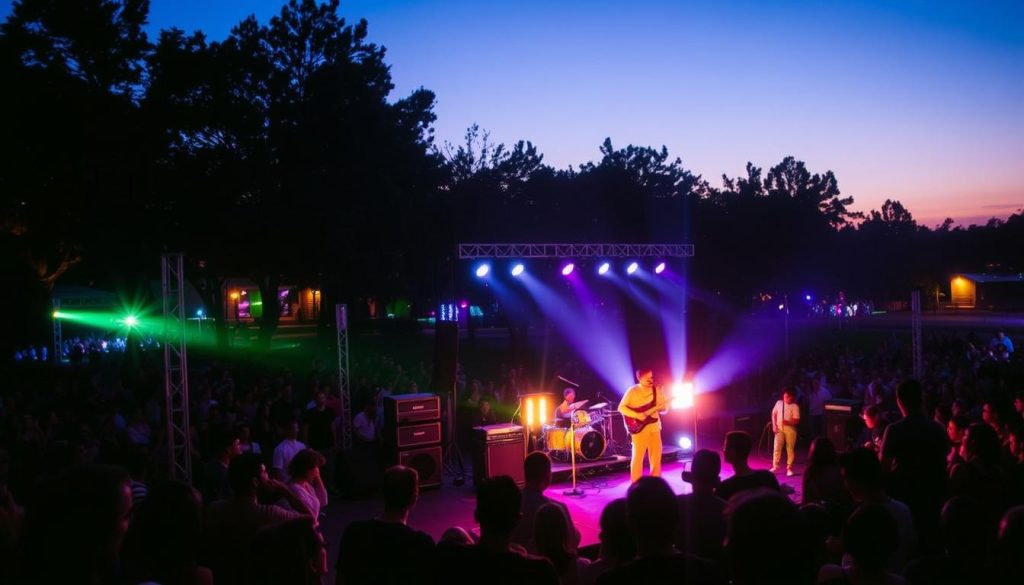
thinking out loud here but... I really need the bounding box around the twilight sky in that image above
[5,0,1023,226]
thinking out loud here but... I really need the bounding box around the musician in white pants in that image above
[771,388,800,476]
[619,369,667,483]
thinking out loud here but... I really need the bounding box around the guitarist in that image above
[619,368,667,483]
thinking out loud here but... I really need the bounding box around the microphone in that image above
[557,375,580,388]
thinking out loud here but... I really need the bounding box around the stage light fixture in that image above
[598,262,610,275]
[511,263,525,277]
[626,262,639,275]
[475,264,490,278]
[561,263,575,276]
[122,315,139,328]
[654,262,666,274]
[671,380,694,409]
[677,436,693,451]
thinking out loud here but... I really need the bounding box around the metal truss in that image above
[161,253,192,483]
[458,243,694,259]
[336,304,353,450]
[911,291,923,379]
[52,298,62,363]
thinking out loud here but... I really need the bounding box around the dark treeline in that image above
[1,0,1022,351]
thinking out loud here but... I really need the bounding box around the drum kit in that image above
[541,399,617,462]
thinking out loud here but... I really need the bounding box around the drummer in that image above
[554,387,579,426]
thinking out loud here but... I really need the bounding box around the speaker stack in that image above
[383,393,443,489]
[824,398,862,452]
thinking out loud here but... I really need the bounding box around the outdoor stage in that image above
[321,449,804,580]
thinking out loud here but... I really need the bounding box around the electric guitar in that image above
[623,384,666,434]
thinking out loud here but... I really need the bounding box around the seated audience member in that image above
[336,465,435,584]
[247,517,326,585]
[676,449,727,562]
[949,422,1010,524]
[17,465,133,584]
[436,475,557,585]
[818,504,904,585]
[285,449,329,524]
[995,505,1024,585]
[534,502,590,585]
[578,499,635,585]
[596,477,718,585]
[122,480,213,585]
[511,451,577,551]
[905,496,997,585]
[726,491,814,585]
[729,489,815,585]
[272,418,307,481]
[204,454,311,585]
[716,431,780,501]
[839,448,917,572]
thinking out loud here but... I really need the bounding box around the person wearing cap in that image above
[675,449,727,562]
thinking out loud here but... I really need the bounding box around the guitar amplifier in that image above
[472,424,526,486]
[385,421,442,449]
[384,393,441,426]
[824,399,862,452]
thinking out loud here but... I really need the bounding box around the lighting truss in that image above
[336,304,353,450]
[161,253,192,483]
[458,243,694,259]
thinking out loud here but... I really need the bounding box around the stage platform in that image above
[549,445,687,483]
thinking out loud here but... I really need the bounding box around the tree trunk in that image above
[257,273,282,350]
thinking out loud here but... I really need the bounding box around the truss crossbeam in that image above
[458,243,694,259]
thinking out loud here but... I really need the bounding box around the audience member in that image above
[272,419,307,481]
[534,502,590,585]
[904,496,996,585]
[857,404,886,452]
[994,505,1024,585]
[726,490,814,585]
[595,477,718,585]
[717,431,780,500]
[944,414,970,470]
[818,504,904,585]
[336,465,435,584]
[803,437,852,531]
[948,422,1010,524]
[676,449,727,562]
[285,449,329,524]
[511,451,577,551]
[248,517,326,585]
[200,427,241,506]
[578,499,634,585]
[122,480,213,585]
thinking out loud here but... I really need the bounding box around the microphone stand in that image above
[563,415,585,497]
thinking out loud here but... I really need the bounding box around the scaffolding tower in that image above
[336,304,352,450]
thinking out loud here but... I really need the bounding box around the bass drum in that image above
[570,426,606,461]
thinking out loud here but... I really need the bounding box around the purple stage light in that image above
[598,262,610,275]
[561,263,575,276]
[475,264,490,278]
[626,262,639,275]
[511,263,525,277]
[654,262,666,274]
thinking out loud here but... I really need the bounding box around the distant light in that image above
[671,381,695,409]
[626,262,639,275]
[229,291,239,300]
[561,263,575,276]
[805,294,812,301]
[778,304,785,311]
[459,300,469,309]
[598,262,610,275]
[123,315,139,327]
[654,262,666,274]
[196,309,205,317]
[475,264,490,278]
[52,310,61,319]
[677,436,693,451]
[511,263,525,277]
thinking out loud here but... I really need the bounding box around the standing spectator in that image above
[303,390,337,488]
[676,449,727,562]
[595,477,717,585]
[949,423,1010,524]
[717,431,780,501]
[17,465,133,584]
[534,502,590,585]
[352,400,378,445]
[726,491,814,585]
[204,454,310,585]
[945,414,970,471]
[905,496,997,585]
[248,517,326,585]
[236,422,262,456]
[807,378,832,440]
[511,451,578,552]
[817,504,904,585]
[435,475,557,584]
[579,499,635,585]
[856,405,886,452]
[200,428,241,506]
[839,448,917,572]
[272,419,307,481]
[880,379,948,552]
[990,330,1013,354]
[336,465,436,584]
[121,480,213,585]
[771,388,801,476]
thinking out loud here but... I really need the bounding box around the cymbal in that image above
[588,402,608,410]
[568,399,589,410]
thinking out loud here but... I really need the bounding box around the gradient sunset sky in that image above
[6,0,1022,226]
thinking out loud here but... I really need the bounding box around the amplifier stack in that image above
[383,393,443,488]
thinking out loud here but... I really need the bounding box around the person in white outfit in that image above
[771,388,800,476]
